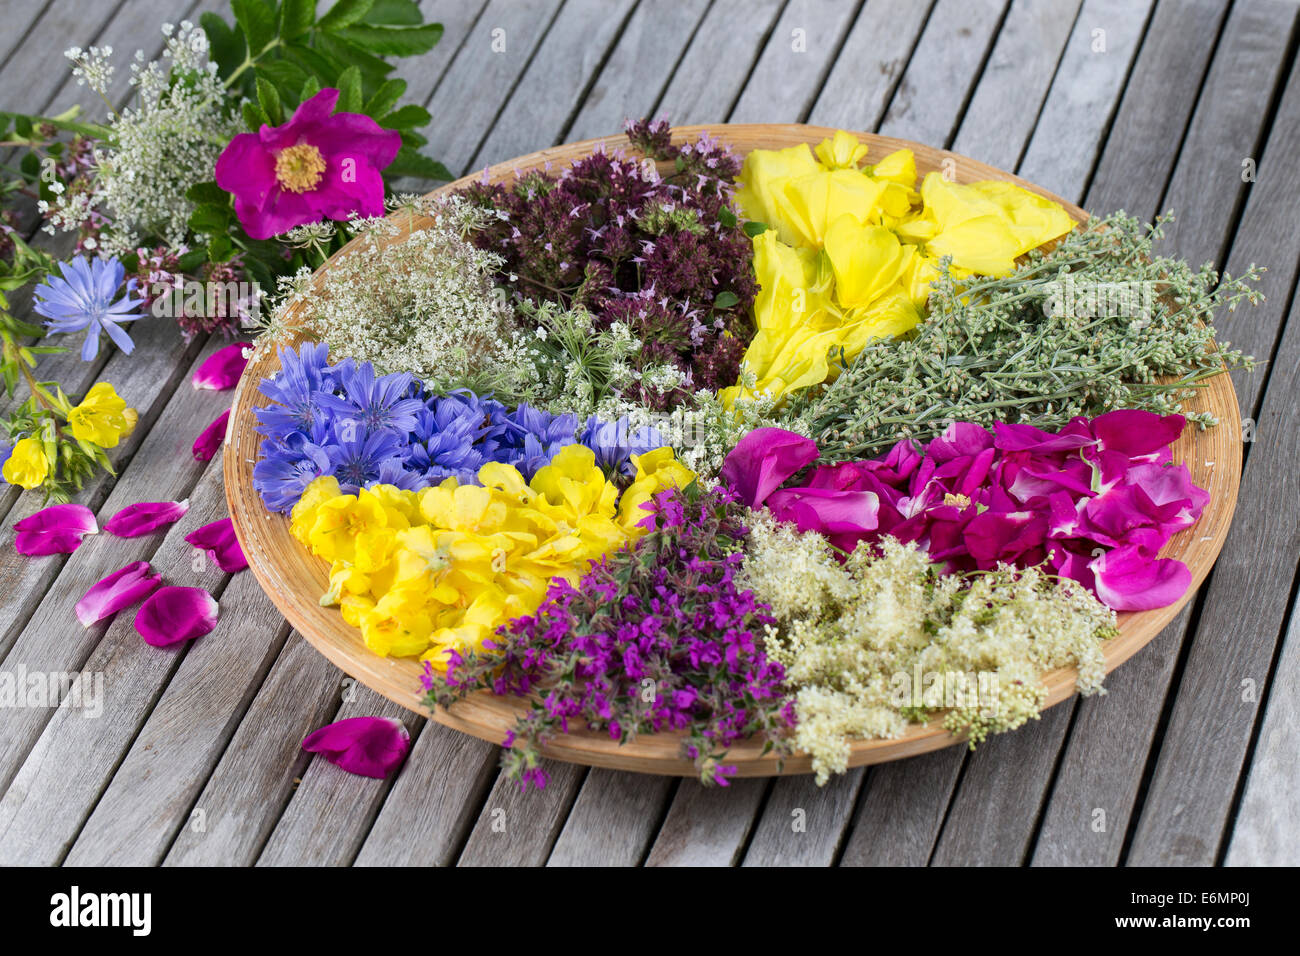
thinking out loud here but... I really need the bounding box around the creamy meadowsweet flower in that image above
[741,516,1116,784]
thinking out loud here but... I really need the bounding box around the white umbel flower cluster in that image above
[741,515,1117,783]
[273,195,527,393]
[50,23,240,253]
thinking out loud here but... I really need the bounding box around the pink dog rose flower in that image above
[215,88,401,240]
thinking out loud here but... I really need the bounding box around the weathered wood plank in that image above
[1224,596,1300,866]
[1083,0,1230,216]
[1017,0,1154,199]
[468,0,637,168]
[256,686,414,867]
[950,0,1082,170]
[421,0,565,178]
[160,633,341,866]
[729,0,867,124]
[546,769,675,866]
[456,759,586,866]
[0,1,53,75]
[0,0,123,114]
[393,0,488,100]
[807,0,936,131]
[837,750,964,866]
[742,769,865,866]
[1030,609,1189,865]
[564,0,710,142]
[643,778,767,866]
[0,457,236,865]
[352,722,499,866]
[931,704,1074,864]
[1031,0,1299,867]
[655,0,787,124]
[877,0,1008,146]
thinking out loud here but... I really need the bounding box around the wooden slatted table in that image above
[0,0,1296,867]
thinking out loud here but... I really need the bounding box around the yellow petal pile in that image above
[724,132,1075,404]
[289,444,695,666]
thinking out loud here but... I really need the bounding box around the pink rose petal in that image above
[720,427,820,508]
[301,716,411,778]
[75,560,163,627]
[184,517,247,572]
[13,503,98,555]
[1090,544,1191,611]
[192,410,230,462]
[103,499,190,537]
[766,487,880,554]
[1091,410,1185,458]
[192,343,250,391]
[134,586,219,646]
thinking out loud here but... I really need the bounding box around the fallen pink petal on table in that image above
[184,517,247,572]
[75,560,163,627]
[104,499,190,537]
[192,342,250,391]
[135,586,219,646]
[13,503,98,555]
[301,716,411,778]
[192,410,230,462]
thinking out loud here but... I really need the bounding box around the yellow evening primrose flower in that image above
[529,444,618,520]
[291,475,342,544]
[320,561,372,607]
[361,586,434,658]
[306,487,397,571]
[870,148,917,188]
[917,173,1075,275]
[3,436,49,489]
[418,479,508,533]
[773,167,889,248]
[618,446,697,531]
[423,586,510,671]
[735,143,823,243]
[814,130,870,170]
[823,214,908,310]
[67,382,135,448]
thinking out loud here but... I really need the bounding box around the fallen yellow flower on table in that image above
[2,436,50,489]
[66,382,136,448]
[290,444,695,667]
[726,131,1075,404]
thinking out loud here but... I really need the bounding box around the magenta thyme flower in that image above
[424,484,795,789]
[215,88,401,240]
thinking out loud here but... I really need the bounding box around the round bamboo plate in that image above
[224,124,1242,778]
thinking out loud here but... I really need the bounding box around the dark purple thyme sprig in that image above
[422,484,795,790]
[458,117,758,405]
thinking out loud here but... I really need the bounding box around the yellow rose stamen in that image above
[274,143,327,193]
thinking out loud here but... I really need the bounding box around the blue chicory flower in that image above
[255,342,335,441]
[579,414,665,475]
[33,255,146,361]
[316,361,424,436]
